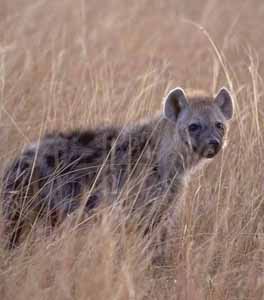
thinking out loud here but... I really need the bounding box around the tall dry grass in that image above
[1,0,264,299]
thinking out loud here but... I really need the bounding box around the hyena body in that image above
[2,87,233,248]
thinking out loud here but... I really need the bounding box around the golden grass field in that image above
[1,0,264,299]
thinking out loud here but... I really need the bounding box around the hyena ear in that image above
[163,87,189,123]
[214,87,233,120]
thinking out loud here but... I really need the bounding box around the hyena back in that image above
[2,87,233,248]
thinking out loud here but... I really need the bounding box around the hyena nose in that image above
[208,139,220,152]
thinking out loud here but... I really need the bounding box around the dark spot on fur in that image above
[46,155,55,168]
[63,181,81,199]
[85,193,99,211]
[76,130,96,146]
[105,130,117,143]
[70,154,81,163]
[18,158,30,172]
[24,150,35,157]
[87,149,103,162]
[118,141,128,153]
[78,155,92,165]
[131,142,145,158]
[58,150,63,160]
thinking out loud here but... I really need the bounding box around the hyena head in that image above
[163,87,233,159]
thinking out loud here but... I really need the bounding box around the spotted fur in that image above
[1,87,233,248]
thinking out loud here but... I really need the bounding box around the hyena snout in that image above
[202,138,221,159]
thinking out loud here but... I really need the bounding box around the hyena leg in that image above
[4,215,25,249]
[141,206,172,266]
[150,226,169,266]
[2,153,38,248]
[39,178,82,227]
[1,192,27,249]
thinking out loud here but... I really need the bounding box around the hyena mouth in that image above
[202,145,220,159]
[204,151,217,159]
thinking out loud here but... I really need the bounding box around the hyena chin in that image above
[2,87,233,248]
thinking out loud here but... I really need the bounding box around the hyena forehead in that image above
[180,99,227,125]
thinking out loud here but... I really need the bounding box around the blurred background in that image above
[1,1,264,299]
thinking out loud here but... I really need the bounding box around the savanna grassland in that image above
[1,0,264,299]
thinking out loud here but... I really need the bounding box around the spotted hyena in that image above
[2,87,233,248]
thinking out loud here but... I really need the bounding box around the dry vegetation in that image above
[1,0,264,299]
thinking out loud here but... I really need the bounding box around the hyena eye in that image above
[188,123,201,133]
[216,122,225,131]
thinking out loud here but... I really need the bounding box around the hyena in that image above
[1,87,233,248]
